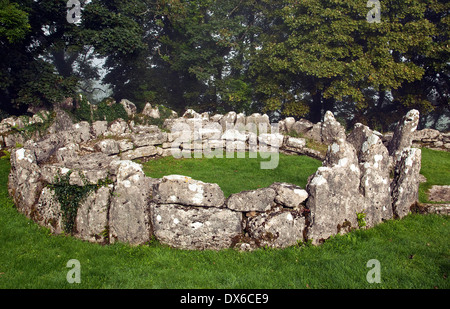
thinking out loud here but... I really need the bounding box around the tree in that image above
[254,0,445,129]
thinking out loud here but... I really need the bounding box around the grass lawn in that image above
[0,150,449,289]
[142,152,322,197]
[419,148,450,204]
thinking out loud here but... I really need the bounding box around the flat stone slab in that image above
[428,185,450,202]
[150,204,242,250]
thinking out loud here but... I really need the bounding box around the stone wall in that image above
[4,104,429,250]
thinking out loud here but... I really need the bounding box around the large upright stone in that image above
[388,109,420,158]
[109,161,153,244]
[33,187,63,234]
[153,175,225,208]
[321,111,346,145]
[120,99,137,117]
[390,148,422,219]
[306,131,362,244]
[348,123,392,227]
[8,148,44,216]
[75,185,112,243]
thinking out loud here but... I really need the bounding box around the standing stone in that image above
[75,185,112,243]
[220,111,237,131]
[390,148,422,219]
[388,109,420,158]
[120,99,137,117]
[33,187,63,234]
[348,123,393,227]
[8,148,44,217]
[321,111,346,145]
[291,119,313,136]
[306,130,362,244]
[150,204,242,250]
[109,161,153,245]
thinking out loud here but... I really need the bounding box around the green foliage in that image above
[73,95,129,123]
[0,0,30,43]
[357,212,367,228]
[93,100,129,123]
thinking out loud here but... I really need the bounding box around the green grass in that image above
[419,148,450,204]
[0,151,449,289]
[143,152,322,197]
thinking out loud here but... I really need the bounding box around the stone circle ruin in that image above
[2,99,436,250]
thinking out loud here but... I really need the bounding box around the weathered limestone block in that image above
[153,175,225,208]
[94,139,120,155]
[246,113,270,128]
[414,128,441,142]
[221,129,248,142]
[107,119,130,136]
[284,136,306,150]
[270,182,308,208]
[307,135,362,244]
[72,121,91,143]
[284,117,296,133]
[183,109,201,119]
[235,113,246,130]
[109,160,154,244]
[91,121,108,138]
[303,122,323,143]
[306,164,362,244]
[75,185,112,243]
[258,133,284,148]
[291,119,314,135]
[9,148,44,216]
[55,143,80,163]
[210,114,223,122]
[120,146,158,160]
[348,123,393,227]
[391,148,422,219]
[321,111,346,145]
[388,109,420,158]
[132,132,168,147]
[427,185,450,202]
[226,188,276,212]
[142,103,160,119]
[150,204,242,250]
[198,122,222,141]
[118,140,134,152]
[120,99,137,117]
[220,111,237,131]
[33,187,63,234]
[246,210,305,248]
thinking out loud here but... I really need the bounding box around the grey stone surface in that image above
[226,188,276,212]
[75,185,112,243]
[109,160,153,244]
[150,203,242,250]
[153,175,225,208]
[391,148,422,219]
[270,182,308,208]
[246,210,305,248]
